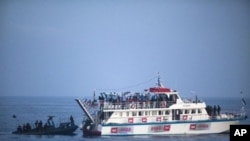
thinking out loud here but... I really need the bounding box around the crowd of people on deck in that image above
[98,91,178,110]
[206,105,221,117]
[82,98,98,107]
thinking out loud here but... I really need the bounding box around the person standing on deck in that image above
[213,105,217,116]
[70,115,75,125]
[217,105,221,115]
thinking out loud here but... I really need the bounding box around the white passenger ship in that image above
[75,74,247,136]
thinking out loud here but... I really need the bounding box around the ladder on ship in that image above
[75,98,95,123]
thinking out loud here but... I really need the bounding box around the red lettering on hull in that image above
[120,127,131,132]
[111,127,118,133]
[128,118,133,123]
[190,124,196,130]
[142,117,147,122]
[156,117,161,122]
[150,125,171,132]
[190,124,210,130]
[164,125,171,131]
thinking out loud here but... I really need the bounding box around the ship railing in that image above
[209,111,247,120]
[182,98,204,104]
[101,100,176,110]
[102,114,212,124]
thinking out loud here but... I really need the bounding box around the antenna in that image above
[240,91,247,117]
[241,91,246,106]
[157,72,163,87]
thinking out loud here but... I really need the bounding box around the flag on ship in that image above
[241,91,246,106]
[242,97,246,106]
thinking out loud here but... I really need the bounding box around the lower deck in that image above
[100,119,240,135]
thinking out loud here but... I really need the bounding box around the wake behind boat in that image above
[12,115,78,135]
[75,74,247,136]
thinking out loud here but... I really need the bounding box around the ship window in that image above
[165,110,169,115]
[179,110,183,114]
[158,111,162,115]
[126,112,129,117]
[145,111,148,116]
[139,111,142,116]
[152,111,157,115]
[185,110,189,114]
[132,111,137,116]
[198,109,202,113]
[120,112,123,117]
[191,109,196,114]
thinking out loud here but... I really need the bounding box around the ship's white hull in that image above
[101,119,239,136]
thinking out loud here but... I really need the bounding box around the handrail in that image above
[101,101,176,110]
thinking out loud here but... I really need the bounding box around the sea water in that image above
[0,96,249,141]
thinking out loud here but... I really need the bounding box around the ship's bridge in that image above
[149,86,182,104]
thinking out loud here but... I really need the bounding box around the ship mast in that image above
[157,72,163,87]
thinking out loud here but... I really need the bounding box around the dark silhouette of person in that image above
[38,120,43,131]
[213,105,217,116]
[70,115,74,124]
[17,125,22,133]
[44,123,49,130]
[26,123,31,131]
[217,105,221,115]
[35,120,39,128]
[22,124,26,131]
[207,105,212,116]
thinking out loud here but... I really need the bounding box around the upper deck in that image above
[98,90,205,112]
[97,74,205,111]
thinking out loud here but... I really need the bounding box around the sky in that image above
[0,0,250,99]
